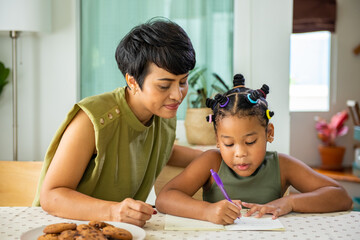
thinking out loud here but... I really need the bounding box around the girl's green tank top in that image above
[203,151,282,204]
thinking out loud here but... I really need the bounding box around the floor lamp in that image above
[0,0,51,161]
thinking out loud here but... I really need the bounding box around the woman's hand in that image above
[204,200,242,225]
[110,198,156,227]
[242,197,293,219]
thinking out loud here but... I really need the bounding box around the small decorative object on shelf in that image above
[354,126,360,142]
[353,147,360,178]
[315,110,349,170]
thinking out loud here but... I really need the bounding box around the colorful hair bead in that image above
[219,97,229,107]
[206,114,214,123]
[247,94,258,104]
[214,94,229,108]
[266,109,274,119]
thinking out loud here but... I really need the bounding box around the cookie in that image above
[89,221,111,229]
[102,226,132,240]
[75,229,107,240]
[43,223,77,234]
[76,224,97,232]
[37,233,59,240]
[58,230,78,240]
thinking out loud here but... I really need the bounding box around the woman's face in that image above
[216,115,272,177]
[134,63,189,120]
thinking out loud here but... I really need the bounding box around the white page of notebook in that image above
[225,216,285,231]
[164,212,285,231]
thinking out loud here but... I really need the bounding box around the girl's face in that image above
[216,115,273,177]
[129,63,189,121]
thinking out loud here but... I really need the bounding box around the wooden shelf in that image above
[313,167,360,183]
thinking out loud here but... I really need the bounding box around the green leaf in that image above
[188,67,207,88]
[212,73,229,91]
[0,61,10,96]
[187,66,229,108]
[211,84,227,94]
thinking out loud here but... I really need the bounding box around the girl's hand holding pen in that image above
[205,199,242,225]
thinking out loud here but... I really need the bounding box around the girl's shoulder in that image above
[278,152,307,167]
[192,149,222,189]
[278,152,315,180]
[189,149,222,172]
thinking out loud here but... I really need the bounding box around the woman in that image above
[33,18,201,227]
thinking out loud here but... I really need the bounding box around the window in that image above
[80,0,234,120]
[289,31,331,112]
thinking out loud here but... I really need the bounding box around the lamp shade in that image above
[0,0,51,32]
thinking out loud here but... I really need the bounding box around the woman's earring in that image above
[268,136,274,143]
[133,88,137,95]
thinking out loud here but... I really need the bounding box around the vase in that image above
[184,108,216,145]
[318,145,346,170]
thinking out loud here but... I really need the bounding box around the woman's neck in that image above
[125,87,153,126]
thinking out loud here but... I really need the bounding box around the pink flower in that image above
[315,110,349,146]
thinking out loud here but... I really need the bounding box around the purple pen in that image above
[210,169,233,203]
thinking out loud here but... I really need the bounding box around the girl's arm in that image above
[280,153,352,213]
[243,153,352,218]
[156,150,242,225]
[40,110,154,227]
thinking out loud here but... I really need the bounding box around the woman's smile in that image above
[164,103,180,111]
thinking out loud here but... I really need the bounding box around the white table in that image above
[0,207,359,240]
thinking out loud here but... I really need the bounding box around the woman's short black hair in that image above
[115,17,196,89]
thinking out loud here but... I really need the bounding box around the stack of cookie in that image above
[37,221,132,240]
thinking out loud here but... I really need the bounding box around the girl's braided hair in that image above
[205,74,274,132]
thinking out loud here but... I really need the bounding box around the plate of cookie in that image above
[21,220,146,240]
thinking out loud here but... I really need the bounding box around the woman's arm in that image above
[243,153,352,218]
[167,144,203,168]
[40,110,154,227]
[156,150,242,225]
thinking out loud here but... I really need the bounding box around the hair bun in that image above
[250,90,261,100]
[233,74,245,87]
[214,94,229,107]
[206,98,217,110]
[260,84,269,95]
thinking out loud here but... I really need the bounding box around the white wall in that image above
[0,0,77,161]
[234,0,292,154]
[290,0,360,167]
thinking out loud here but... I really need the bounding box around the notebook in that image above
[164,210,285,231]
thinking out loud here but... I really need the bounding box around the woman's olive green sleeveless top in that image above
[203,151,281,204]
[33,87,176,206]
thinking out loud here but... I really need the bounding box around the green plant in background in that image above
[0,61,10,97]
[187,67,230,108]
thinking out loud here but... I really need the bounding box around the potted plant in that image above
[315,110,349,170]
[0,61,10,97]
[184,67,229,145]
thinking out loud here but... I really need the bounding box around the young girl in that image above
[156,74,352,225]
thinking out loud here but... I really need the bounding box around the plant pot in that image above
[184,108,216,145]
[318,145,346,170]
